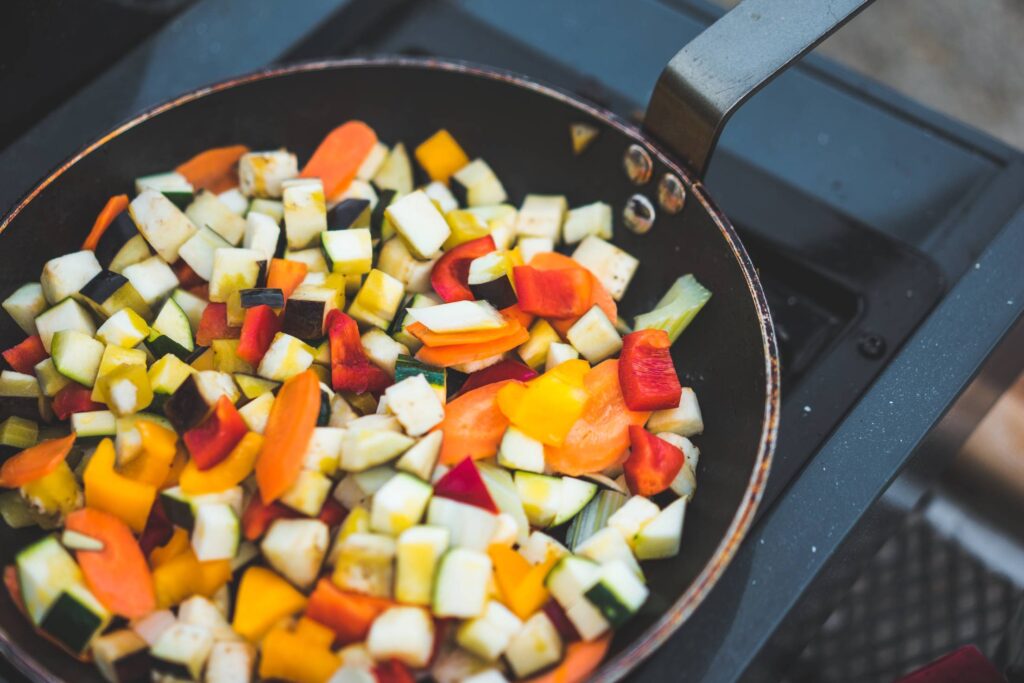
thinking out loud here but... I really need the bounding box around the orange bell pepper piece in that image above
[83,439,156,533]
[180,431,263,495]
[119,420,178,487]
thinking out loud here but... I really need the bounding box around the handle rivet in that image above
[657,174,686,214]
[624,144,653,185]
[624,194,656,234]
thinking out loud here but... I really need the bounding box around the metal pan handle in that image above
[644,0,873,179]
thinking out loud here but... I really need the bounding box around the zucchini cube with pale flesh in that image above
[395,524,449,605]
[34,297,96,352]
[283,178,328,250]
[321,228,373,275]
[367,606,435,668]
[238,150,298,199]
[185,190,246,245]
[348,269,405,330]
[566,305,622,364]
[451,159,508,207]
[209,248,265,303]
[40,250,102,305]
[2,283,47,336]
[332,532,396,598]
[261,518,329,590]
[257,333,315,382]
[385,190,452,259]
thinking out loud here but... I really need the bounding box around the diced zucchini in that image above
[451,159,507,207]
[394,431,443,482]
[357,141,389,181]
[426,497,498,552]
[209,247,264,303]
[130,608,176,646]
[40,250,102,305]
[39,581,111,654]
[383,375,444,437]
[247,197,285,223]
[51,330,104,387]
[321,227,373,275]
[261,518,329,589]
[34,358,70,398]
[348,269,405,330]
[583,560,649,626]
[432,547,492,618]
[108,234,153,275]
[634,496,686,560]
[504,612,562,678]
[34,298,97,353]
[515,195,567,242]
[129,189,198,262]
[565,489,627,551]
[186,190,246,245]
[456,600,522,662]
[0,416,37,449]
[520,530,569,565]
[92,629,150,683]
[238,391,274,434]
[378,236,421,287]
[647,387,703,436]
[565,594,611,641]
[358,330,408,379]
[99,363,154,416]
[159,485,243,530]
[516,236,555,265]
[302,426,344,474]
[566,305,622,363]
[2,283,48,335]
[279,469,332,517]
[634,274,712,344]
[135,170,193,205]
[373,142,413,195]
[423,180,459,213]
[607,496,660,549]
[571,236,638,301]
[576,527,642,578]
[178,594,238,642]
[545,554,601,610]
[545,342,580,372]
[147,297,194,359]
[332,532,396,598]
[339,422,414,472]
[395,524,449,605]
[16,535,84,624]
[238,150,298,198]
[191,502,240,562]
[282,178,327,250]
[242,211,281,263]
[233,373,278,400]
[218,187,249,214]
[71,410,116,438]
[367,606,435,668]
[178,227,233,282]
[148,354,196,402]
[90,344,147,403]
[257,332,315,381]
[0,370,41,420]
[513,471,562,528]
[96,308,150,348]
[150,622,214,680]
[517,319,559,370]
[385,190,452,259]
[393,354,445,401]
[475,462,530,547]
[498,427,545,473]
[171,288,208,331]
[121,256,179,308]
[370,472,433,536]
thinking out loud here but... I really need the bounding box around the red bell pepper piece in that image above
[326,310,391,395]
[195,303,240,347]
[183,396,248,470]
[624,425,684,496]
[374,660,416,683]
[512,266,592,318]
[305,579,394,646]
[430,235,495,302]
[171,259,205,290]
[236,305,281,366]
[433,457,499,513]
[52,383,104,421]
[137,500,174,556]
[618,329,682,411]
[2,335,47,374]
[241,495,298,540]
[455,358,538,397]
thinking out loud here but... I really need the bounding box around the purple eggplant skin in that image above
[327,198,370,230]
[281,299,328,342]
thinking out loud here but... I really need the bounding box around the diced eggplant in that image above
[357,141,389,181]
[571,235,639,302]
[283,178,328,250]
[256,332,315,382]
[150,622,214,680]
[327,198,371,230]
[280,285,338,341]
[515,195,567,242]
[371,189,397,239]
[134,171,194,208]
[178,226,233,282]
[332,532,396,598]
[2,283,48,336]
[246,198,285,223]
[423,180,459,213]
[129,189,198,262]
[242,211,281,262]
[77,269,152,321]
[367,606,435,668]
[385,190,452,259]
[34,298,97,352]
[515,236,555,265]
[108,234,153,274]
[93,211,144,269]
[0,370,42,420]
[163,370,238,432]
[283,247,328,274]
[238,391,274,434]
[562,201,613,244]
[373,142,414,195]
[92,629,151,683]
[369,472,434,536]
[239,288,284,309]
[217,188,250,215]
[146,298,194,360]
[451,159,508,207]
[566,305,622,363]
[40,250,102,305]
[238,150,298,198]
[185,190,247,245]
[467,252,517,309]
[321,227,373,276]
[348,269,405,330]
[121,256,180,308]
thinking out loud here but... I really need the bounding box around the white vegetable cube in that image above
[340,426,414,472]
[2,283,47,335]
[490,512,519,547]
[131,608,176,646]
[285,247,328,273]
[394,431,443,481]
[238,150,298,198]
[34,298,97,352]
[498,427,545,473]
[150,622,214,680]
[427,497,499,551]
[565,595,610,641]
[129,189,198,262]
[238,391,274,434]
[121,256,179,307]
[432,548,492,618]
[584,560,649,626]
[243,211,281,261]
[406,300,505,334]
[209,248,264,303]
[260,518,329,589]
[456,600,523,661]
[205,640,254,683]
[656,432,700,470]
[177,595,237,641]
[647,387,704,436]
[332,532,396,598]
[634,496,686,560]
[279,469,333,516]
[348,269,405,330]
[356,141,389,181]
[395,525,449,605]
[373,143,413,195]
[283,179,328,249]
[366,606,435,668]
[576,527,643,579]
[515,195,567,242]
[545,342,580,372]
[257,332,315,381]
[185,190,246,245]
[463,671,511,683]
[321,228,373,275]
[40,250,102,305]
[190,502,239,562]
[504,612,563,678]
[562,201,613,244]
[385,190,452,259]
[335,179,379,220]
[566,305,622,363]
[96,309,150,348]
[303,427,345,474]
[360,329,409,377]
[451,159,508,207]
[670,462,697,501]
[384,375,445,436]
[607,496,660,548]
[516,237,554,265]
[423,180,459,213]
[520,531,569,565]
[370,472,434,536]
[178,227,232,281]
[217,188,249,215]
[51,330,104,387]
[570,235,639,301]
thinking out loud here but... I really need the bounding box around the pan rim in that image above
[0,56,779,683]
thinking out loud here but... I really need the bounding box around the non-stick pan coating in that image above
[0,60,777,682]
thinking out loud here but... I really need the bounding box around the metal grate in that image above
[783,511,1020,683]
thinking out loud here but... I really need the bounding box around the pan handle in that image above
[643,0,874,179]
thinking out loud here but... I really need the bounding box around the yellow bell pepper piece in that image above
[488,544,531,609]
[119,420,178,487]
[506,553,559,620]
[232,567,308,643]
[414,129,470,183]
[179,432,263,494]
[163,445,189,488]
[259,627,342,683]
[498,360,589,446]
[151,547,231,608]
[83,438,155,532]
[294,617,336,649]
[149,528,190,567]
[97,363,153,416]
[20,461,81,518]
[443,210,491,249]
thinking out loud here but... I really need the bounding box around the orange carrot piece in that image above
[0,434,75,488]
[407,315,522,348]
[267,258,309,299]
[502,304,535,330]
[300,121,378,198]
[415,326,529,368]
[525,635,613,683]
[545,360,651,476]
[82,194,129,251]
[489,544,532,608]
[65,508,156,619]
[176,145,249,194]
[436,380,520,465]
[530,252,617,338]
[255,370,320,502]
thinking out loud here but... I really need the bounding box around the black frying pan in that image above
[0,0,871,680]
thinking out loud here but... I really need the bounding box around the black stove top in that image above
[2,1,1023,681]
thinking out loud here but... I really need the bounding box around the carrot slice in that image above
[415,326,529,368]
[267,258,309,300]
[524,634,613,683]
[300,121,378,199]
[530,252,617,338]
[545,360,651,476]
[407,315,522,348]
[0,434,75,488]
[255,370,320,503]
[436,380,521,465]
[175,145,249,194]
[65,508,156,619]
[81,194,129,251]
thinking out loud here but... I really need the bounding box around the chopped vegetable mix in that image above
[0,123,711,682]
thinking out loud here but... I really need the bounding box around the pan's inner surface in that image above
[0,63,771,681]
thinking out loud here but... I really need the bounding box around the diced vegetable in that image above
[34,298,96,353]
[301,121,378,198]
[515,195,567,242]
[426,496,498,552]
[563,202,612,244]
[385,190,452,259]
[348,268,405,330]
[128,190,197,262]
[41,250,103,305]
[646,386,703,436]
[373,143,414,195]
[505,612,563,678]
[415,129,470,183]
[451,159,508,207]
[395,524,449,605]
[367,606,435,667]
[514,266,592,319]
[384,375,445,436]
[305,578,392,645]
[566,305,622,364]
[255,369,320,503]
[3,283,48,336]
[432,547,491,618]
[238,150,298,199]
[261,518,329,589]
[633,274,712,343]
[623,425,684,497]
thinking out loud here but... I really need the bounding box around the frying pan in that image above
[0,0,871,680]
